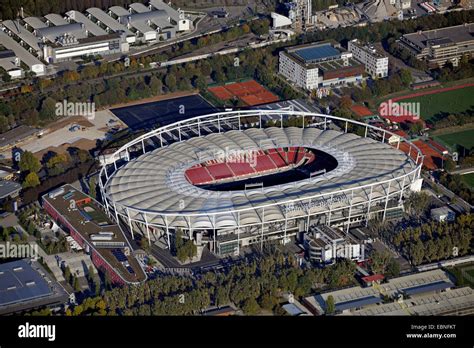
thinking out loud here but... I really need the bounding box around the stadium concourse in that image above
[99,110,424,257]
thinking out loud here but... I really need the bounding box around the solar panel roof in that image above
[293,44,341,63]
[335,295,382,311]
[0,260,52,307]
[403,280,453,296]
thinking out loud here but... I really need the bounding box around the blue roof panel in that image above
[0,260,52,307]
[335,295,381,312]
[293,44,341,63]
[403,280,453,296]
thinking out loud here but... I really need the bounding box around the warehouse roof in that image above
[65,10,108,36]
[0,260,53,307]
[86,8,133,36]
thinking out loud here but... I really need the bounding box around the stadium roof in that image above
[106,125,417,229]
[292,43,341,63]
[0,260,52,307]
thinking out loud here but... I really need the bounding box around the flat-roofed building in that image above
[303,269,457,315]
[348,39,388,78]
[279,41,364,90]
[304,225,362,263]
[431,206,456,222]
[0,180,21,199]
[42,32,127,63]
[398,23,474,67]
[42,185,147,285]
[0,259,69,315]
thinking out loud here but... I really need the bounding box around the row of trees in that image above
[391,215,473,265]
[439,172,474,205]
[63,248,357,316]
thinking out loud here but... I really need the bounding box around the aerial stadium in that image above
[98,110,424,257]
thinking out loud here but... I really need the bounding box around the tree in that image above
[39,97,57,120]
[22,172,40,188]
[19,151,41,173]
[399,69,412,87]
[405,192,430,219]
[326,295,335,314]
[386,259,400,277]
[164,74,177,92]
[242,297,260,315]
[149,75,163,95]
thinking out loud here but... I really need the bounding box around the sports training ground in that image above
[98,110,424,256]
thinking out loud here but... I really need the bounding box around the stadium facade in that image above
[99,110,423,256]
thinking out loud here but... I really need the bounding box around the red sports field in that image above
[208,80,279,106]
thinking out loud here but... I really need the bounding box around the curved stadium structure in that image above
[99,110,424,256]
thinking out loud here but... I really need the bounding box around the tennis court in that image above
[208,80,279,106]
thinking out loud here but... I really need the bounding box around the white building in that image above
[431,206,456,222]
[271,12,293,29]
[348,39,388,78]
[279,41,364,90]
[303,225,362,263]
[287,0,313,30]
[0,50,23,79]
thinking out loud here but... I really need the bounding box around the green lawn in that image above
[462,173,474,189]
[436,129,474,150]
[402,86,474,121]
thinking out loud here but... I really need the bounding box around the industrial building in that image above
[0,29,45,76]
[0,0,192,72]
[348,39,388,78]
[430,206,456,222]
[0,259,69,315]
[0,49,22,79]
[398,23,474,67]
[0,180,21,200]
[279,42,365,90]
[303,269,468,315]
[303,225,362,263]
